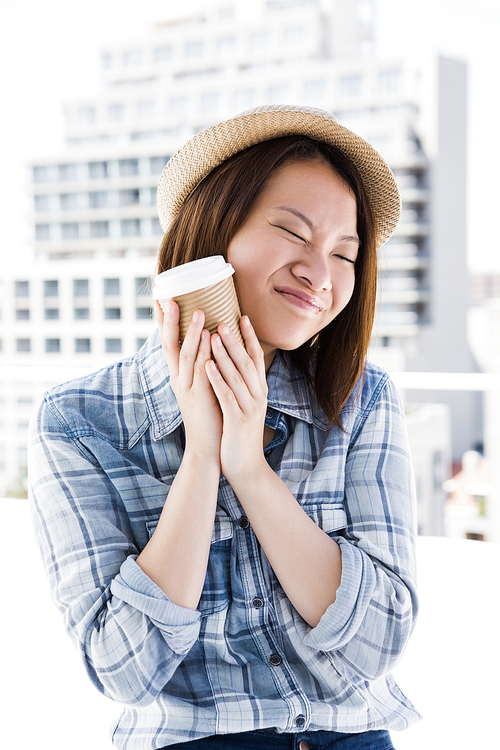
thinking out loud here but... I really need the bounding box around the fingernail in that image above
[192,310,199,323]
[163,301,173,316]
[214,334,223,347]
[242,316,252,328]
[221,325,231,336]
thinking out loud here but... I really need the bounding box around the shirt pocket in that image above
[302,503,347,535]
[199,516,234,616]
[145,513,234,617]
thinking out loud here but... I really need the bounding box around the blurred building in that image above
[0,0,480,498]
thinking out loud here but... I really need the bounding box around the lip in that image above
[274,286,324,313]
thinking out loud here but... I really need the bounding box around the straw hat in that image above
[157,104,400,247]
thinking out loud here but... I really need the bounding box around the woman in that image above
[29,105,421,750]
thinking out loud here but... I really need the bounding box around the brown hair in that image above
[157,135,377,428]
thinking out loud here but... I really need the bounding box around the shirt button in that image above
[238,516,250,529]
[266,408,274,419]
[252,597,264,609]
[265,449,273,457]
[269,654,282,666]
[295,715,306,728]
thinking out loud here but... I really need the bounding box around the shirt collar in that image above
[137,330,329,441]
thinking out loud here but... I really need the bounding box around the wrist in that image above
[182,443,221,474]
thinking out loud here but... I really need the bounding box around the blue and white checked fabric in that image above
[29,330,421,749]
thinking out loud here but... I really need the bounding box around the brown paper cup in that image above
[159,274,244,346]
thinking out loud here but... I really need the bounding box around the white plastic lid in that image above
[152,256,235,299]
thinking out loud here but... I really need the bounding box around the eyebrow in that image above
[274,205,360,245]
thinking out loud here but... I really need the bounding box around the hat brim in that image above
[156,104,401,247]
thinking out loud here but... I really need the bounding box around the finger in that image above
[214,323,266,399]
[178,310,206,386]
[157,300,181,378]
[192,329,212,381]
[211,332,261,409]
[205,358,239,413]
[239,316,266,381]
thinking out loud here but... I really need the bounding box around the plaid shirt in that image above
[29,330,420,748]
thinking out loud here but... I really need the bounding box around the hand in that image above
[157,301,222,462]
[205,316,268,483]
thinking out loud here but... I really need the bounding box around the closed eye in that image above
[334,254,356,264]
[275,225,306,242]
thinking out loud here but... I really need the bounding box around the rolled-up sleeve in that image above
[299,374,418,681]
[29,396,200,707]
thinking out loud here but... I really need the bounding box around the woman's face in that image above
[227,158,359,370]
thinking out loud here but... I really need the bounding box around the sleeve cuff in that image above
[111,555,201,655]
[302,537,376,651]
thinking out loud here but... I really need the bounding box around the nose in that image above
[290,256,332,292]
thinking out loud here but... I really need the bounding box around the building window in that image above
[15,281,29,298]
[45,308,59,320]
[74,307,90,320]
[89,191,108,209]
[61,222,79,239]
[121,219,141,236]
[249,32,270,51]
[303,79,326,104]
[73,278,89,297]
[154,45,172,63]
[137,100,155,119]
[16,338,31,353]
[33,165,49,183]
[60,193,79,210]
[119,189,140,206]
[105,307,121,320]
[75,338,91,353]
[283,26,303,46]
[36,224,51,240]
[200,92,220,117]
[135,277,149,295]
[104,278,120,296]
[108,103,125,122]
[185,40,204,58]
[123,49,142,66]
[136,337,147,350]
[216,36,236,55]
[44,280,59,297]
[34,195,50,212]
[339,74,363,98]
[151,217,163,236]
[58,163,79,181]
[378,68,401,94]
[267,84,290,103]
[90,221,110,238]
[89,161,108,179]
[218,6,234,20]
[136,306,152,319]
[169,97,187,120]
[119,158,139,176]
[16,309,30,321]
[101,52,112,70]
[17,397,33,407]
[233,89,256,111]
[78,107,95,126]
[45,338,61,353]
[150,156,169,175]
[105,338,122,353]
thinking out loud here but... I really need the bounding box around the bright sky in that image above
[0,0,498,270]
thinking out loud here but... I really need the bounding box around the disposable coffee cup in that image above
[152,256,244,345]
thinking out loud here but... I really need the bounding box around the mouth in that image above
[274,286,324,314]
